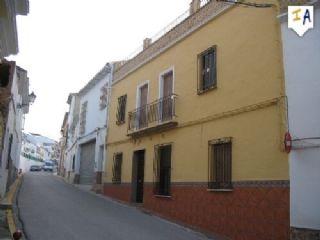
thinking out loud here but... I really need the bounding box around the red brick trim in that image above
[103,183,131,203]
[104,181,290,240]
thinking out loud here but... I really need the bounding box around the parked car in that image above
[30,165,42,172]
[43,161,54,172]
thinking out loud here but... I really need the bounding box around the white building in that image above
[64,93,80,182]
[64,63,113,190]
[0,62,31,197]
[0,0,29,58]
[279,3,320,238]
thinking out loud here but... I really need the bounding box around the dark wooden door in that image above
[136,153,145,203]
[139,84,148,128]
[132,150,145,203]
[162,72,173,121]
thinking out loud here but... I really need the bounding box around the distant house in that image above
[58,112,69,177]
[19,133,59,173]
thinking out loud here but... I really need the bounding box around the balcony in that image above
[128,94,178,137]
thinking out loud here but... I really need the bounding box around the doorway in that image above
[131,150,145,203]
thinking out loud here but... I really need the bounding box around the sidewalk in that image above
[0,210,11,240]
[0,176,23,240]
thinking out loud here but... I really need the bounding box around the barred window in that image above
[208,138,232,190]
[116,95,127,125]
[198,46,217,94]
[112,153,123,184]
[154,144,172,196]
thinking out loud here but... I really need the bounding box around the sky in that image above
[10,0,191,141]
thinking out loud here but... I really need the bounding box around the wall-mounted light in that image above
[17,91,37,109]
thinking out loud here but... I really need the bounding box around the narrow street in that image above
[17,173,212,240]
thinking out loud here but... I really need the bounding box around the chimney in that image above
[143,38,152,50]
[189,0,201,15]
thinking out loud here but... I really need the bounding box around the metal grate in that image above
[116,95,127,125]
[128,94,177,132]
[208,141,232,189]
[112,153,123,184]
[153,144,172,196]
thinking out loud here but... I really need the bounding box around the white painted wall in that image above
[0,66,27,196]
[77,64,113,173]
[63,63,113,182]
[65,95,80,174]
[281,7,320,230]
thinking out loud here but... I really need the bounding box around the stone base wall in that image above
[104,182,289,240]
[291,227,320,240]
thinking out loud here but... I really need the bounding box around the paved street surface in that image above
[17,173,213,240]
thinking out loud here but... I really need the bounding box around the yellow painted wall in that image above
[105,4,288,183]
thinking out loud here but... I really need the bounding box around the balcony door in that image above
[160,70,173,121]
[138,83,148,128]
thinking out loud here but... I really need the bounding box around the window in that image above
[80,101,88,135]
[154,144,172,196]
[112,153,123,184]
[198,46,217,93]
[99,83,109,110]
[116,95,127,125]
[72,155,75,171]
[208,138,232,190]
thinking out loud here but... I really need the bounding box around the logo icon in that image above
[288,6,314,37]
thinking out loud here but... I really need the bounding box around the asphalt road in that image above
[17,173,213,240]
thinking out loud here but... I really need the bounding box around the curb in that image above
[1,176,23,239]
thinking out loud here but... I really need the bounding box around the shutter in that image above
[214,143,223,188]
[224,142,232,188]
[202,54,208,90]
[153,145,160,194]
[121,95,127,122]
[208,145,215,189]
[112,154,116,183]
[117,154,122,183]
[116,97,121,123]
[207,50,216,87]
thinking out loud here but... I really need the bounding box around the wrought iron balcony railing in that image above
[128,94,177,133]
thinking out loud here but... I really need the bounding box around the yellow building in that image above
[104,1,289,239]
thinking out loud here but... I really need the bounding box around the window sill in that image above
[154,194,172,199]
[207,188,233,192]
[197,85,217,95]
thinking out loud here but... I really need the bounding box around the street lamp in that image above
[17,91,37,109]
